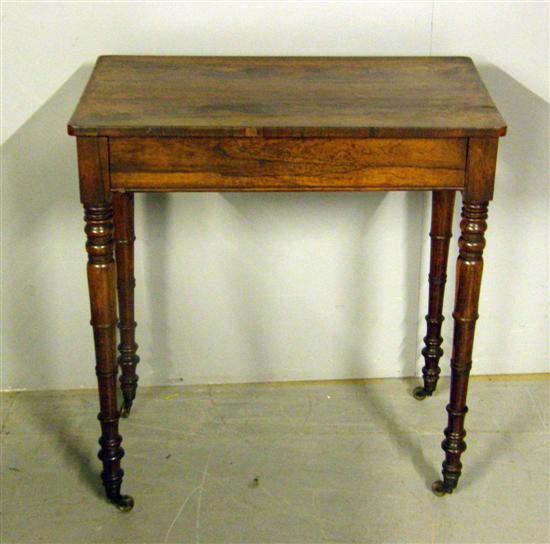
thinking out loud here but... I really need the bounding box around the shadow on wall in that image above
[479,64,549,192]
[2,64,95,392]
[220,192,390,382]
[202,190,424,383]
[141,194,174,386]
[454,64,550,489]
[477,64,549,365]
[0,61,426,395]
[1,65,105,495]
[2,63,548,395]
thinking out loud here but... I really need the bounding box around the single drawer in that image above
[109,137,466,192]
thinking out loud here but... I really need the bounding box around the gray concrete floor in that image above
[1,376,548,543]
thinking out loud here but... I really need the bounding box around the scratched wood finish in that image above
[68,56,506,139]
[109,137,466,191]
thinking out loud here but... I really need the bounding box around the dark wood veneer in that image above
[109,137,466,192]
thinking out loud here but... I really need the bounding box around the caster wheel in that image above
[431,480,449,497]
[412,386,428,400]
[120,401,132,418]
[112,494,135,512]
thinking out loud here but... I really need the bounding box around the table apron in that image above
[108,137,466,192]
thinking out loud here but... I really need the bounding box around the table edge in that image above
[67,125,507,138]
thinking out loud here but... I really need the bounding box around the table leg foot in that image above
[431,480,452,496]
[109,493,135,512]
[412,385,431,400]
[120,399,133,418]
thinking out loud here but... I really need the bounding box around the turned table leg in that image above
[432,199,489,495]
[84,203,134,511]
[78,137,133,511]
[414,190,455,400]
[113,192,139,418]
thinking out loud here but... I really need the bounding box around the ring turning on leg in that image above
[113,192,140,417]
[84,201,133,511]
[415,191,455,400]
[433,200,488,495]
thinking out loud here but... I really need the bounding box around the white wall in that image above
[1,1,548,391]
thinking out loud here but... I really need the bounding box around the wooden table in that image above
[68,56,506,511]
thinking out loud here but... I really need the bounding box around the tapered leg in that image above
[414,191,455,400]
[432,200,488,495]
[84,203,134,511]
[113,192,139,417]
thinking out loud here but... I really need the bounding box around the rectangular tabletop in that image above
[68,56,506,139]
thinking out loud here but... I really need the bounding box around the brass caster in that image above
[431,480,450,497]
[412,386,428,400]
[112,494,135,512]
[120,401,132,418]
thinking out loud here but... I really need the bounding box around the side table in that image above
[68,56,506,510]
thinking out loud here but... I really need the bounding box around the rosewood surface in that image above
[69,56,506,511]
[109,137,466,192]
[68,56,506,139]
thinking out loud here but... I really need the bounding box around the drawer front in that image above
[109,137,466,191]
